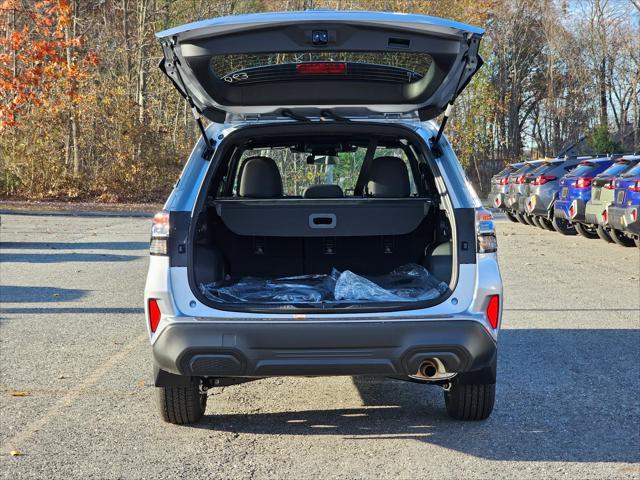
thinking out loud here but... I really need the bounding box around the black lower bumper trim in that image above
[152,320,497,381]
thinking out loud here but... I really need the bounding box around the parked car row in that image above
[489,155,640,247]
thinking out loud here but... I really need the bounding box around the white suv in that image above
[145,10,502,424]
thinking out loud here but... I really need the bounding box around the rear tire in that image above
[610,229,635,247]
[444,380,495,421]
[596,225,613,243]
[524,214,536,226]
[552,217,576,235]
[515,212,528,225]
[635,237,640,248]
[157,381,207,424]
[540,217,555,231]
[505,211,519,223]
[575,223,599,239]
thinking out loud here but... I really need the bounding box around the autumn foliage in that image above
[0,0,639,202]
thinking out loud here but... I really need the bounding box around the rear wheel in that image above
[552,217,576,235]
[157,381,207,424]
[540,217,554,231]
[444,379,495,421]
[524,214,536,226]
[575,223,599,239]
[610,229,635,247]
[596,225,613,242]
[505,211,519,223]
[515,212,528,225]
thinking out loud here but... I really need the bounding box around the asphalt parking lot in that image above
[1,212,639,479]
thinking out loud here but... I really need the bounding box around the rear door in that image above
[156,11,483,120]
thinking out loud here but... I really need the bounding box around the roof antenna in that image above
[430,104,453,158]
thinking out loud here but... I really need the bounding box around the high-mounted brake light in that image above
[148,298,161,333]
[532,175,557,186]
[486,295,500,330]
[150,211,170,255]
[296,62,346,74]
[476,208,497,254]
[629,180,640,192]
[572,177,592,189]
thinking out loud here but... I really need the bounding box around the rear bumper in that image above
[152,319,497,382]
[526,194,552,216]
[488,193,505,209]
[555,198,586,223]
[585,202,606,226]
[504,193,520,210]
[608,206,640,235]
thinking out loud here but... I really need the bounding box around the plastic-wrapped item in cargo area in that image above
[200,263,448,304]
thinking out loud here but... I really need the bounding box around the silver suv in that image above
[145,11,502,424]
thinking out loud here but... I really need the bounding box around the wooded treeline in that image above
[1,0,638,201]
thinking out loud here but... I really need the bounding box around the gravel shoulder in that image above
[1,213,639,479]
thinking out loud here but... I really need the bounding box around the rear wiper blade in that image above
[282,109,311,122]
[320,110,351,122]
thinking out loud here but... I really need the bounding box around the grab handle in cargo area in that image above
[309,213,337,229]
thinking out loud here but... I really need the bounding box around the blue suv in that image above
[554,158,614,239]
[607,161,640,248]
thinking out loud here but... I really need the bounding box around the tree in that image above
[587,124,621,154]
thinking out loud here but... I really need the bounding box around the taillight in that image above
[532,175,556,186]
[498,177,509,185]
[296,62,346,74]
[150,211,169,255]
[148,298,161,333]
[476,208,497,254]
[602,210,608,222]
[486,295,500,330]
[515,175,525,184]
[572,177,592,189]
[604,181,615,190]
[629,180,640,192]
[632,209,638,222]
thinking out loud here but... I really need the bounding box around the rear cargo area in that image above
[189,123,456,309]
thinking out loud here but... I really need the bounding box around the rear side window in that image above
[233,147,416,197]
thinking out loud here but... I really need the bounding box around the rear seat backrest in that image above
[238,156,283,198]
[303,184,344,198]
[366,156,410,197]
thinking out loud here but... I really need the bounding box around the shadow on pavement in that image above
[0,252,141,263]
[1,285,88,303]
[194,329,639,463]
[0,241,148,251]
[1,307,144,314]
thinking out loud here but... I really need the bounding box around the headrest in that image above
[238,156,283,198]
[303,184,344,198]
[366,156,410,197]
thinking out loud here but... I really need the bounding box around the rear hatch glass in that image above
[620,162,640,178]
[596,161,635,179]
[565,162,597,178]
[212,52,432,86]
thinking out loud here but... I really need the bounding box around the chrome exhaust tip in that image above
[418,360,438,378]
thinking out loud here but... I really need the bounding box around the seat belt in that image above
[353,138,378,196]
